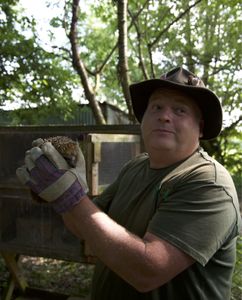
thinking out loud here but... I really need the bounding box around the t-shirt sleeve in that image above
[92,179,119,213]
[147,163,237,266]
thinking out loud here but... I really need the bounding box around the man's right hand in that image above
[16,141,88,213]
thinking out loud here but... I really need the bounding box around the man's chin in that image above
[149,140,174,152]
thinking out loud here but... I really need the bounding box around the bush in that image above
[231,235,242,300]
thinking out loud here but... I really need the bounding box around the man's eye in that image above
[151,104,161,111]
[174,107,186,114]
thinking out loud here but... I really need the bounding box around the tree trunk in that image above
[69,0,106,125]
[117,0,136,123]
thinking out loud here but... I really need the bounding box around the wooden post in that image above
[1,252,28,299]
[85,133,141,197]
[2,278,15,300]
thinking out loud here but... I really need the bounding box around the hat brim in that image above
[129,79,222,140]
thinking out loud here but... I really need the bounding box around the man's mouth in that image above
[152,128,174,134]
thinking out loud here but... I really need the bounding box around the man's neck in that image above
[148,146,199,169]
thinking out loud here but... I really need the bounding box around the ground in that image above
[0,255,94,299]
[1,237,241,299]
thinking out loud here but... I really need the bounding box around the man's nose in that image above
[157,107,172,122]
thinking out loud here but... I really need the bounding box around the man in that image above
[17,67,241,300]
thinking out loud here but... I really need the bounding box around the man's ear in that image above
[199,120,204,138]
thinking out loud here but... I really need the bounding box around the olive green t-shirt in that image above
[91,148,241,300]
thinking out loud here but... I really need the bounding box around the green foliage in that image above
[231,235,242,300]
[0,0,79,121]
[0,0,241,175]
[7,101,80,125]
[126,0,242,174]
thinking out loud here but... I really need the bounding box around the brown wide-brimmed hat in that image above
[129,66,222,140]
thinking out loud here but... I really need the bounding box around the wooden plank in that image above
[86,142,94,195]
[90,163,99,196]
[93,142,101,162]
[88,133,140,143]
[14,287,69,300]
[0,124,141,135]
[86,142,99,196]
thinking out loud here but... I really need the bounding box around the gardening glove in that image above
[41,141,89,194]
[32,137,76,169]
[32,138,70,170]
[31,138,88,194]
[16,142,88,213]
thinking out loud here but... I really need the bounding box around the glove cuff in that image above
[52,180,86,214]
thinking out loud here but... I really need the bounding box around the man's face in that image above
[141,88,203,156]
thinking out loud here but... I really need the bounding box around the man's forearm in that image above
[61,196,194,292]
[62,196,149,289]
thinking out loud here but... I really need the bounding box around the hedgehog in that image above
[37,136,79,168]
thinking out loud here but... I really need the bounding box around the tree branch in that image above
[222,115,242,136]
[95,0,149,75]
[149,0,203,49]
[69,0,106,124]
[128,8,149,79]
